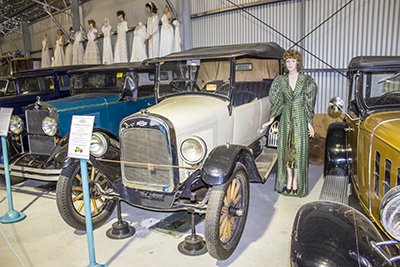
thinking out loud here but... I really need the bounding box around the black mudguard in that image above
[201,144,262,185]
[324,121,349,176]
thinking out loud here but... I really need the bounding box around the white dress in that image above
[130,24,148,62]
[83,28,101,64]
[41,38,51,68]
[173,20,181,53]
[53,36,64,66]
[102,24,113,64]
[64,33,73,65]
[73,31,85,65]
[147,14,160,58]
[159,14,174,57]
[114,21,128,63]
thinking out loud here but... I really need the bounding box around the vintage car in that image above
[290,56,400,267]
[0,62,155,184]
[55,42,284,260]
[0,76,16,97]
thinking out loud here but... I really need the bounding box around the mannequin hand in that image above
[262,117,275,129]
[148,34,152,40]
[308,123,314,138]
[144,39,148,44]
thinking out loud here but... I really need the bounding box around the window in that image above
[384,158,391,194]
[374,151,380,196]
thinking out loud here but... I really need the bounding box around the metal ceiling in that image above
[0,0,91,36]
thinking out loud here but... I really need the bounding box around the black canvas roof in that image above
[68,62,155,75]
[144,42,285,64]
[13,64,97,78]
[348,56,400,71]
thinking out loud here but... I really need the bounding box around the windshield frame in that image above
[70,71,125,95]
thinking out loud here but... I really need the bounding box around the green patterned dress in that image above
[269,74,317,197]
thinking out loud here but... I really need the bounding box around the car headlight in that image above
[180,136,207,165]
[9,115,24,134]
[42,116,58,136]
[90,132,108,157]
[380,186,400,240]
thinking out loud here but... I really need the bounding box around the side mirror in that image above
[328,96,344,115]
[123,75,137,102]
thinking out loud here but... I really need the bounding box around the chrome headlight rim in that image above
[380,186,400,241]
[9,115,24,134]
[42,116,58,136]
[90,132,109,157]
[179,136,207,165]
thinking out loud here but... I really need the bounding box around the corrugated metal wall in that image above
[191,0,400,113]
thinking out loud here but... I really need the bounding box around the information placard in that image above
[67,115,95,159]
[0,108,13,137]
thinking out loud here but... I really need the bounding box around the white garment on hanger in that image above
[83,28,101,64]
[173,20,181,53]
[114,21,128,63]
[41,38,51,68]
[102,24,113,64]
[130,24,148,62]
[147,14,160,58]
[73,31,85,65]
[159,14,174,57]
[64,32,74,66]
[53,36,64,66]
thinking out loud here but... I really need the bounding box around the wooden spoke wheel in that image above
[205,163,249,260]
[56,162,116,231]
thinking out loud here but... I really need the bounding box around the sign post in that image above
[0,108,26,224]
[68,115,107,267]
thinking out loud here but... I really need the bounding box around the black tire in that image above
[56,162,117,231]
[205,162,250,260]
[0,174,26,185]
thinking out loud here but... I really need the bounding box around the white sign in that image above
[0,108,13,137]
[67,115,95,160]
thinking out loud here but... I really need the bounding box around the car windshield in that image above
[73,73,124,91]
[0,80,7,94]
[157,59,231,99]
[17,76,55,93]
[363,71,400,108]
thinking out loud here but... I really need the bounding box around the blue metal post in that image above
[0,136,25,223]
[80,158,107,267]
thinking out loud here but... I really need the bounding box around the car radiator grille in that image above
[26,110,56,155]
[121,127,173,188]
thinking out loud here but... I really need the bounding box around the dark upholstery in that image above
[138,85,154,97]
[232,79,274,106]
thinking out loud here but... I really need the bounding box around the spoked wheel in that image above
[56,161,116,231]
[205,163,249,260]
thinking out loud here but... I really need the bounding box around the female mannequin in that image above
[102,18,113,64]
[145,2,160,58]
[159,5,174,57]
[53,29,65,66]
[83,19,101,64]
[263,50,317,197]
[130,22,148,62]
[114,10,128,63]
[172,20,181,53]
[41,33,51,68]
[64,27,74,65]
[73,26,85,65]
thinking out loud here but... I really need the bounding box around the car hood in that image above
[363,111,400,152]
[45,93,121,112]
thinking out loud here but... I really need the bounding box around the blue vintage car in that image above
[1,62,155,183]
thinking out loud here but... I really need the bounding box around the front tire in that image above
[56,161,116,231]
[205,162,250,260]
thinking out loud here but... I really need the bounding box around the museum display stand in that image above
[177,209,207,256]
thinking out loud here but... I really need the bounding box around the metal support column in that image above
[44,7,71,42]
[71,0,80,33]
[0,30,22,53]
[21,21,30,57]
[178,0,192,50]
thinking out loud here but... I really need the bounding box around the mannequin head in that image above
[104,17,110,25]
[145,2,158,14]
[88,19,96,28]
[57,29,63,36]
[117,10,125,20]
[69,27,74,34]
[138,22,143,26]
[283,49,302,72]
[43,32,47,38]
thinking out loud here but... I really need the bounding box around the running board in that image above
[255,148,277,183]
[319,175,350,205]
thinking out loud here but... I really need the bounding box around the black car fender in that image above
[324,121,349,176]
[201,144,262,186]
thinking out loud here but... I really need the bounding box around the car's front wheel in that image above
[205,162,249,260]
[56,161,116,231]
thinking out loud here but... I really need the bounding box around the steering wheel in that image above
[170,78,200,92]
[82,82,99,88]
[371,91,400,105]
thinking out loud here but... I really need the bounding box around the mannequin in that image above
[114,10,128,63]
[102,18,113,64]
[83,19,101,64]
[73,26,85,65]
[145,2,160,58]
[53,29,65,66]
[172,20,181,53]
[159,5,174,57]
[64,27,74,65]
[130,22,148,62]
[41,32,51,68]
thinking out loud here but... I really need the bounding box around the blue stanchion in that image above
[0,136,25,224]
[80,158,108,267]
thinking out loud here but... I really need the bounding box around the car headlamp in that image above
[90,132,108,157]
[380,186,400,240]
[9,115,24,134]
[180,136,207,165]
[42,116,58,136]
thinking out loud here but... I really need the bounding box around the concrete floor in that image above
[0,164,323,267]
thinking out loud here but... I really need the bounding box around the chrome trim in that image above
[0,163,61,181]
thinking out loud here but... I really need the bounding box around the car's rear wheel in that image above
[56,161,116,231]
[205,163,249,260]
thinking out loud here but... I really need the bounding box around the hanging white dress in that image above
[83,28,101,64]
[102,24,113,64]
[114,21,128,63]
[41,38,51,68]
[73,31,85,65]
[53,36,64,66]
[173,20,181,53]
[147,14,160,58]
[159,14,174,57]
[64,33,74,65]
[130,24,148,62]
